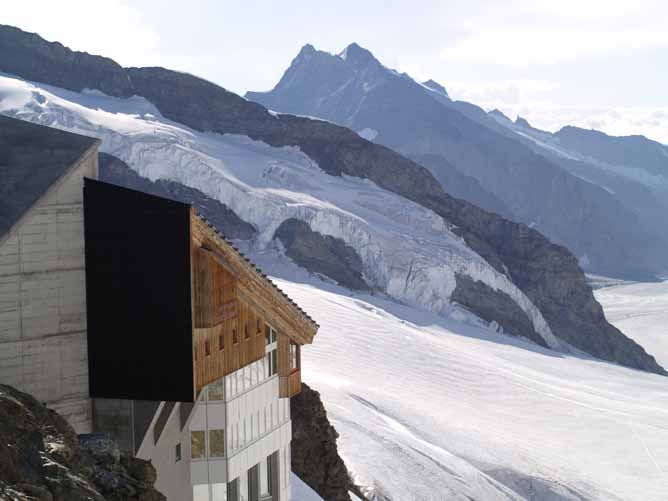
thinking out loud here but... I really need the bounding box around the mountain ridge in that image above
[0,24,663,374]
[247,41,668,280]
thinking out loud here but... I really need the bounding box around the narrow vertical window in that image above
[219,334,224,351]
[209,429,225,458]
[244,323,249,339]
[175,443,181,462]
[233,328,238,345]
[256,318,261,333]
[191,431,205,459]
[205,340,211,356]
[290,342,300,372]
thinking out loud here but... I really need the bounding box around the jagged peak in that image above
[297,43,316,57]
[338,42,380,69]
[489,109,511,122]
[514,115,532,128]
[422,79,449,97]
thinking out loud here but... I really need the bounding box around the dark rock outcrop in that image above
[0,25,132,98]
[274,219,369,291]
[451,273,548,347]
[246,42,668,280]
[0,25,663,374]
[0,384,165,501]
[99,152,256,240]
[407,153,510,217]
[291,383,360,501]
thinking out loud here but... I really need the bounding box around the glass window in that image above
[260,456,272,497]
[271,350,277,376]
[175,443,181,462]
[191,430,205,459]
[265,324,271,345]
[209,378,225,400]
[290,342,300,371]
[209,429,225,458]
[219,334,224,351]
[205,340,210,356]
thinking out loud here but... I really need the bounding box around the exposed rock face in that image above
[0,25,664,374]
[291,383,359,501]
[452,273,547,347]
[274,219,369,291]
[0,25,132,98]
[0,384,165,501]
[99,152,256,240]
[407,153,510,217]
[246,42,668,280]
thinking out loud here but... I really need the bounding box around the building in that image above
[0,115,320,501]
[0,115,100,432]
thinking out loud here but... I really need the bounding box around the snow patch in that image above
[357,127,378,141]
[0,73,559,349]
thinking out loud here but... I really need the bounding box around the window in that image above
[175,443,181,462]
[265,324,271,345]
[256,318,261,333]
[209,429,225,458]
[219,334,224,351]
[232,328,238,345]
[267,350,277,376]
[244,323,249,339]
[205,340,211,356]
[290,342,300,372]
[191,431,205,459]
[208,378,225,400]
[260,455,272,497]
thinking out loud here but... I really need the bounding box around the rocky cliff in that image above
[0,384,165,501]
[291,384,362,501]
[247,42,668,280]
[0,24,664,375]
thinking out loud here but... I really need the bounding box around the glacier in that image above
[0,73,560,349]
[1,72,667,500]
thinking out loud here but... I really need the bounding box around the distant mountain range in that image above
[247,43,668,280]
[0,24,663,376]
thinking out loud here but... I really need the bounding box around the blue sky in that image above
[5,0,668,142]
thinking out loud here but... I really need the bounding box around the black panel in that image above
[133,400,161,455]
[179,402,195,430]
[153,402,176,444]
[84,179,194,402]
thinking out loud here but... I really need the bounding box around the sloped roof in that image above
[0,115,100,238]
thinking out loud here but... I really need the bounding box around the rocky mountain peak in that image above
[489,108,511,122]
[339,42,380,70]
[514,115,532,128]
[422,79,449,97]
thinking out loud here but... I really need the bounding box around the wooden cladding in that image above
[193,247,236,328]
[280,369,302,398]
[191,212,317,344]
[277,333,302,397]
[193,298,266,393]
[190,211,316,396]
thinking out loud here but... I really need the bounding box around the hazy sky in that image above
[4,0,668,142]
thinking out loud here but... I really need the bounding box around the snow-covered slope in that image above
[260,265,668,501]
[597,281,668,368]
[0,73,559,349]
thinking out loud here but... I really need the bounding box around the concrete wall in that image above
[137,355,293,501]
[137,401,193,501]
[0,147,98,433]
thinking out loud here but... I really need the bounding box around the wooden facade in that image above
[190,212,317,396]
